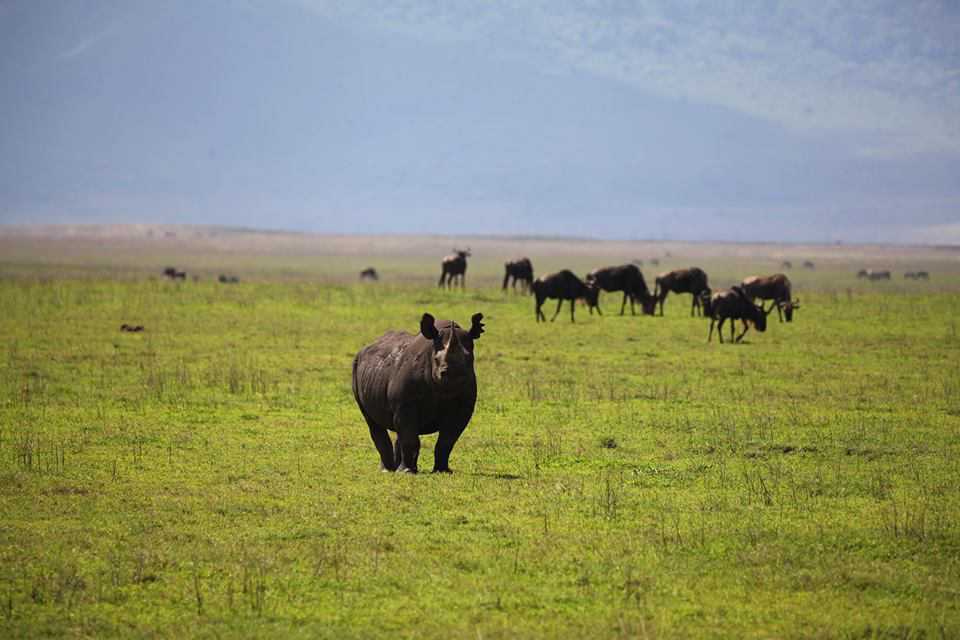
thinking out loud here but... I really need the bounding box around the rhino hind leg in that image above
[364,417,397,471]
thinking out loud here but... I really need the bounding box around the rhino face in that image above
[420,313,485,387]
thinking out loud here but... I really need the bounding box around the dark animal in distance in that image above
[120,324,144,332]
[654,267,710,316]
[857,269,891,280]
[502,258,534,293]
[533,270,599,323]
[586,264,656,316]
[438,249,470,289]
[904,271,929,280]
[781,260,793,270]
[162,267,187,280]
[707,287,769,343]
[218,274,239,284]
[740,273,800,322]
[352,312,485,473]
[803,261,815,270]
[360,267,379,281]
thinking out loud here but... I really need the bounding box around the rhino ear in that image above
[468,313,485,339]
[420,313,439,340]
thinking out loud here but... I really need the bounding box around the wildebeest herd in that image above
[350,251,815,472]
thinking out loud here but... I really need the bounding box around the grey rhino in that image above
[352,312,485,473]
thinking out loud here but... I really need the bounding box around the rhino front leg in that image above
[433,426,466,473]
[397,432,421,473]
[393,436,403,469]
[394,407,422,473]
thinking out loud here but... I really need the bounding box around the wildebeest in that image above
[781,260,793,270]
[707,287,769,343]
[533,270,599,323]
[360,267,379,281]
[502,258,534,293]
[162,266,186,280]
[352,312,485,473]
[740,273,799,323]
[218,274,240,284]
[653,268,710,316]
[857,269,891,280]
[803,261,815,270]
[438,249,470,289]
[120,323,144,332]
[586,264,656,316]
[904,271,930,280]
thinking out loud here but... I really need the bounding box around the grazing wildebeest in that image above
[352,312,485,473]
[653,267,710,316]
[803,260,815,270]
[904,271,930,280]
[858,269,891,281]
[120,324,144,332]
[438,249,470,289]
[586,264,656,316]
[502,258,534,293]
[740,273,800,323]
[707,287,769,343]
[649,258,660,266]
[533,270,599,323]
[781,260,793,270]
[360,267,379,281]
[162,267,187,280]
[218,274,240,283]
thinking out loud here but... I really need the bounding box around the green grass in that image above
[1,255,959,638]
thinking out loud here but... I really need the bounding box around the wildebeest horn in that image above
[420,313,439,340]
[469,313,485,339]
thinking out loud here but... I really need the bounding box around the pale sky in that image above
[2,1,959,243]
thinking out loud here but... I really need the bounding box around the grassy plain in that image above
[1,226,960,638]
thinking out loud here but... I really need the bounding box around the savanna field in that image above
[1,227,959,639]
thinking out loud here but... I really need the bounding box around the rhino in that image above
[352,312,485,473]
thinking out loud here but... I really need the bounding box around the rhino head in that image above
[420,312,484,386]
